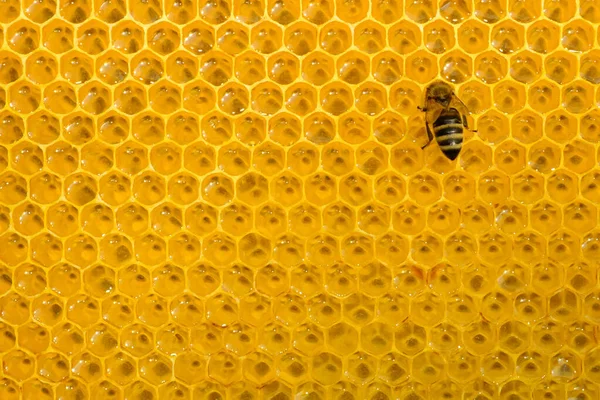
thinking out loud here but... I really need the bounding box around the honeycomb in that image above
[0,0,599,398]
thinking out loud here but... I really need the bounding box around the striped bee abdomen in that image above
[433,108,463,161]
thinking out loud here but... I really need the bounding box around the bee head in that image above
[426,81,453,107]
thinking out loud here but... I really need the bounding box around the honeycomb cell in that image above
[545,110,577,144]
[104,351,138,386]
[0,53,21,87]
[423,20,453,54]
[146,22,180,56]
[3,349,35,381]
[132,233,165,267]
[9,80,42,114]
[562,80,594,114]
[216,21,249,56]
[511,51,543,85]
[182,21,215,56]
[62,51,94,87]
[527,80,559,114]
[581,51,600,85]
[545,51,577,85]
[199,51,232,86]
[230,53,263,87]
[285,83,317,117]
[457,81,491,116]
[475,51,507,85]
[352,21,384,54]
[441,0,474,23]
[561,20,594,53]
[251,83,283,115]
[25,112,57,146]
[527,20,560,54]
[440,50,472,84]
[94,51,127,86]
[547,169,577,204]
[403,0,434,23]
[251,21,282,54]
[26,51,59,85]
[406,50,438,84]
[394,265,425,296]
[354,82,387,116]
[0,111,25,145]
[7,21,40,55]
[284,21,317,56]
[233,114,264,146]
[305,173,336,206]
[76,20,109,56]
[42,20,74,55]
[111,21,145,55]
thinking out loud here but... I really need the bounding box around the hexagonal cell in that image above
[562,80,594,114]
[96,50,129,85]
[319,21,351,55]
[545,50,577,85]
[113,80,147,115]
[173,351,205,384]
[208,351,242,385]
[77,20,110,56]
[283,21,317,56]
[3,349,35,381]
[493,81,526,114]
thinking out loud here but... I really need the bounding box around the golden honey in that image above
[0,0,598,398]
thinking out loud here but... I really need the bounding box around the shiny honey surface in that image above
[0,0,599,398]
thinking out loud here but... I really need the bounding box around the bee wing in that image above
[424,101,444,126]
[450,95,472,129]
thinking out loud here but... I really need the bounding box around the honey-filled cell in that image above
[0,0,595,395]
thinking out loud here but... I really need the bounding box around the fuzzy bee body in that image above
[420,81,473,161]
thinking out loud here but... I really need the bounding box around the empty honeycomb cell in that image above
[251,21,283,54]
[284,21,317,55]
[354,21,386,54]
[95,50,128,86]
[424,20,455,54]
[234,50,266,85]
[42,20,74,54]
[60,50,93,85]
[0,52,23,85]
[7,21,40,55]
[134,233,167,266]
[147,22,181,56]
[406,50,439,84]
[527,20,560,54]
[77,20,109,56]
[301,52,333,86]
[553,51,584,82]
[511,50,543,84]
[441,50,473,83]
[405,0,435,23]
[200,50,233,86]
[130,50,164,85]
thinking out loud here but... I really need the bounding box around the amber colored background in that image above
[0,0,599,398]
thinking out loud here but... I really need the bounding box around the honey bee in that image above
[419,81,474,161]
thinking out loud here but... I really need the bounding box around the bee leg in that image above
[421,124,434,149]
[462,115,477,133]
[462,115,469,128]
